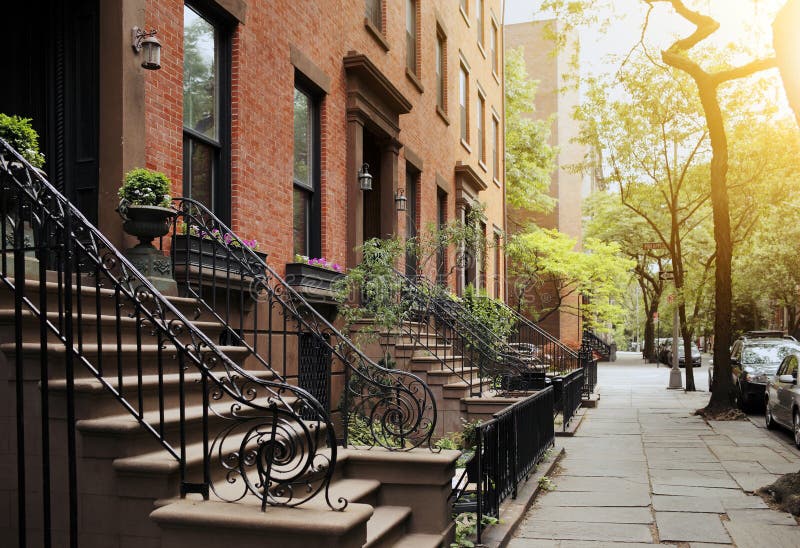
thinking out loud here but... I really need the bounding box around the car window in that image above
[778,357,789,376]
[789,357,798,378]
[731,342,741,360]
[741,343,800,365]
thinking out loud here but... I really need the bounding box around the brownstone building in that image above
[6,0,506,297]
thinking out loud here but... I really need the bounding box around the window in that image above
[490,21,498,75]
[366,0,383,32]
[493,232,501,298]
[405,165,419,276]
[183,2,231,221]
[406,0,418,75]
[492,116,500,181]
[460,0,468,15]
[435,30,447,112]
[293,83,320,257]
[477,93,485,163]
[476,0,484,46]
[437,190,447,284]
[459,65,469,143]
[478,220,487,290]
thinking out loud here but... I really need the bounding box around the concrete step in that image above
[425,367,479,386]
[364,506,412,548]
[390,533,445,548]
[443,378,493,399]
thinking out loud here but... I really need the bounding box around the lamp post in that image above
[668,293,683,389]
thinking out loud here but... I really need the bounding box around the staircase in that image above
[0,140,455,547]
[582,329,613,361]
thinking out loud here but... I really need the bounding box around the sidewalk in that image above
[507,351,800,547]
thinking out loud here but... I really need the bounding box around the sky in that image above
[503,0,785,81]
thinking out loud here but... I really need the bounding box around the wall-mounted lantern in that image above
[132,27,162,70]
[358,163,373,191]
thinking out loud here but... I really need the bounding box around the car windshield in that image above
[677,345,700,357]
[741,343,800,367]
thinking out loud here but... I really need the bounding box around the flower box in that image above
[172,234,267,277]
[285,262,345,303]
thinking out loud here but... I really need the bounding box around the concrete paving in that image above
[510,352,800,546]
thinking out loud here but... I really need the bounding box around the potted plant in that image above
[0,114,46,212]
[117,168,177,293]
[285,254,345,301]
[172,223,267,277]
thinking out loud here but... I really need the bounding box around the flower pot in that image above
[172,233,267,277]
[284,262,345,304]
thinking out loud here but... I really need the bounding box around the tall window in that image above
[436,30,446,112]
[490,21,498,75]
[437,190,447,284]
[366,0,383,32]
[459,65,469,143]
[492,116,499,181]
[477,94,485,163]
[293,83,320,257]
[406,0,418,75]
[460,0,468,15]
[476,0,484,46]
[493,232,501,298]
[183,3,231,221]
[405,165,419,277]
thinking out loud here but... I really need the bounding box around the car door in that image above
[777,356,798,424]
[771,357,790,424]
[730,341,743,384]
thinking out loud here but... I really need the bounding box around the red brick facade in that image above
[137,0,505,294]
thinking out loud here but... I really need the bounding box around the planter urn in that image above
[118,201,177,295]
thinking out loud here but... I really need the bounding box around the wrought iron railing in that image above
[451,387,555,544]
[0,139,344,548]
[552,368,584,432]
[582,350,598,397]
[477,296,582,376]
[394,271,529,395]
[582,329,611,360]
[162,198,436,451]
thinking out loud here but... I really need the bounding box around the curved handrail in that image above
[0,138,341,510]
[168,198,437,451]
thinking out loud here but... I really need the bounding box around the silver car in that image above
[765,353,800,448]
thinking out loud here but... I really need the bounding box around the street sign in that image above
[643,242,667,250]
[659,271,675,281]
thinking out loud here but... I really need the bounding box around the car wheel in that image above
[794,411,800,449]
[765,400,776,430]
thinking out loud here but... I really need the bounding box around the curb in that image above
[480,445,566,548]
[555,407,587,437]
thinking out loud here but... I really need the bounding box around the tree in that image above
[506,227,634,331]
[504,47,558,216]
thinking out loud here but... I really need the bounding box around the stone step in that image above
[390,533,446,548]
[0,342,252,379]
[364,506,412,548]
[443,378,493,399]
[0,308,227,346]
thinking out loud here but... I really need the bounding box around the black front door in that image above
[5,0,100,224]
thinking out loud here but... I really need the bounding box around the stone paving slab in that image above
[759,460,800,474]
[646,459,724,471]
[651,484,742,498]
[507,541,657,548]
[515,520,654,543]
[649,470,739,489]
[726,508,798,526]
[728,471,781,492]
[724,521,800,548]
[551,476,650,493]
[534,490,651,507]
[718,459,767,473]
[651,495,724,513]
[688,544,734,548]
[655,512,731,544]
[709,445,789,463]
[719,495,769,510]
[528,506,653,524]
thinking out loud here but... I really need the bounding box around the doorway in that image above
[362,130,383,242]
[4,0,100,224]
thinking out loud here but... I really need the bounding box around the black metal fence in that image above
[553,368,584,432]
[457,387,555,543]
[582,351,598,397]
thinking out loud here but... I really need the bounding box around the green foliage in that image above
[461,285,516,341]
[119,168,172,207]
[504,48,557,214]
[451,512,499,548]
[0,114,45,168]
[538,475,556,491]
[507,227,633,331]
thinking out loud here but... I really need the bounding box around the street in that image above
[509,351,800,547]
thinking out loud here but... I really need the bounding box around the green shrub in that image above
[461,285,516,341]
[119,168,172,207]
[0,114,45,168]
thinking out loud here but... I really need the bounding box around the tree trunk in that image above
[679,304,695,391]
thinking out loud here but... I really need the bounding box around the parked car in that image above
[726,336,800,411]
[765,353,800,448]
[658,340,701,367]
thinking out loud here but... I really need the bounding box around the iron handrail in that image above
[582,329,611,358]
[166,198,437,451]
[0,138,342,512]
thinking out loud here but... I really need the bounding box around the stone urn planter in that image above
[171,233,267,277]
[118,201,177,294]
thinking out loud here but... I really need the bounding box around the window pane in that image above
[460,68,467,141]
[492,118,499,179]
[491,23,498,73]
[436,36,444,108]
[406,0,417,74]
[476,0,483,44]
[293,187,310,256]
[366,0,382,31]
[478,96,484,161]
[184,6,217,140]
[293,88,313,188]
[188,139,214,210]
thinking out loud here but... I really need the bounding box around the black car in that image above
[729,336,800,411]
[658,340,701,367]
